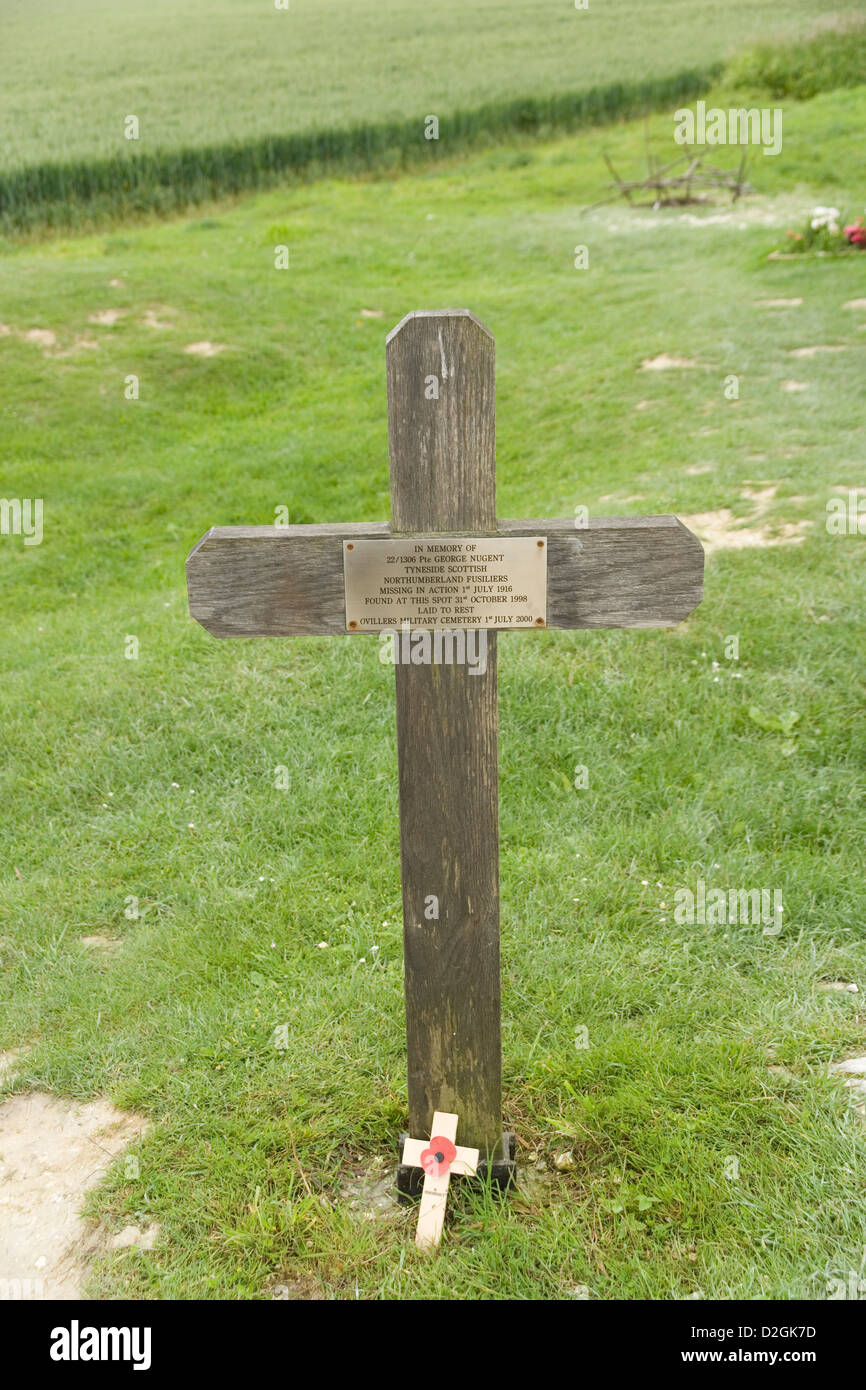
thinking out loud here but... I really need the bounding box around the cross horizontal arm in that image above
[186,515,703,637]
[187,522,389,637]
[401,1137,479,1175]
[504,516,703,629]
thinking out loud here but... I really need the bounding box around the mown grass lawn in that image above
[1,79,865,1299]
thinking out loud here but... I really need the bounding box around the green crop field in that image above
[4,1,866,239]
[2,30,866,1298]
[3,0,858,172]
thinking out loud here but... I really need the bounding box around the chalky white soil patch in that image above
[589,199,797,237]
[681,483,812,553]
[183,340,227,357]
[23,328,57,349]
[789,345,848,358]
[340,1159,400,1222]
[54,338,100,359]
[268,1273,325,1300]
[781,380,809,393]
[683,512,810,551]
[108,1223,160,1251]
[88,309,127,326]
[640,353,698,370]
[142,305,177,329]
[3,324,100,358]
[829,1056,866,1120]
[0,1049,29,1083]
[677,209,779,229]
[517,1155,561,1202]
[757,298,803,307]
[0,1093,149,1298]
[79,934,120,954]
[843,299,866,310]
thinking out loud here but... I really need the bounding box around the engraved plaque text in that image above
[343,536,547,631]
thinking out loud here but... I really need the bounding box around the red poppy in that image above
[844,220,866,247]
[420,1136,457,1177]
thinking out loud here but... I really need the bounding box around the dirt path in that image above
[0,1091,148,1299]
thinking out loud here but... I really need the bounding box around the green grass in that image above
[2,0,863,234]
[727,13,866,100]
[2,80,866,1299]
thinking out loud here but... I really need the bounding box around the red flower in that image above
[844,221,866,247]
[420,1136,457,1177]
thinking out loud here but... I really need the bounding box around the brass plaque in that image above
[343,536,547,631]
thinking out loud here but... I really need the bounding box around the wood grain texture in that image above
[388,310,503,1155]
[186,515,703,637]
[186,522,388,638]
[504,515,703,628]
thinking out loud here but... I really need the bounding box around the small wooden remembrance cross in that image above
[401,1112,479,1250]
[186,309,704,1192]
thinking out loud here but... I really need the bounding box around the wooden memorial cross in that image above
[187,309,704,1192]
[401,1112,479,1250]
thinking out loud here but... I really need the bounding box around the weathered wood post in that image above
[386,311,505,1169]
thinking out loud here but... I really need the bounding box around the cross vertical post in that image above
[386,312,508,1177]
